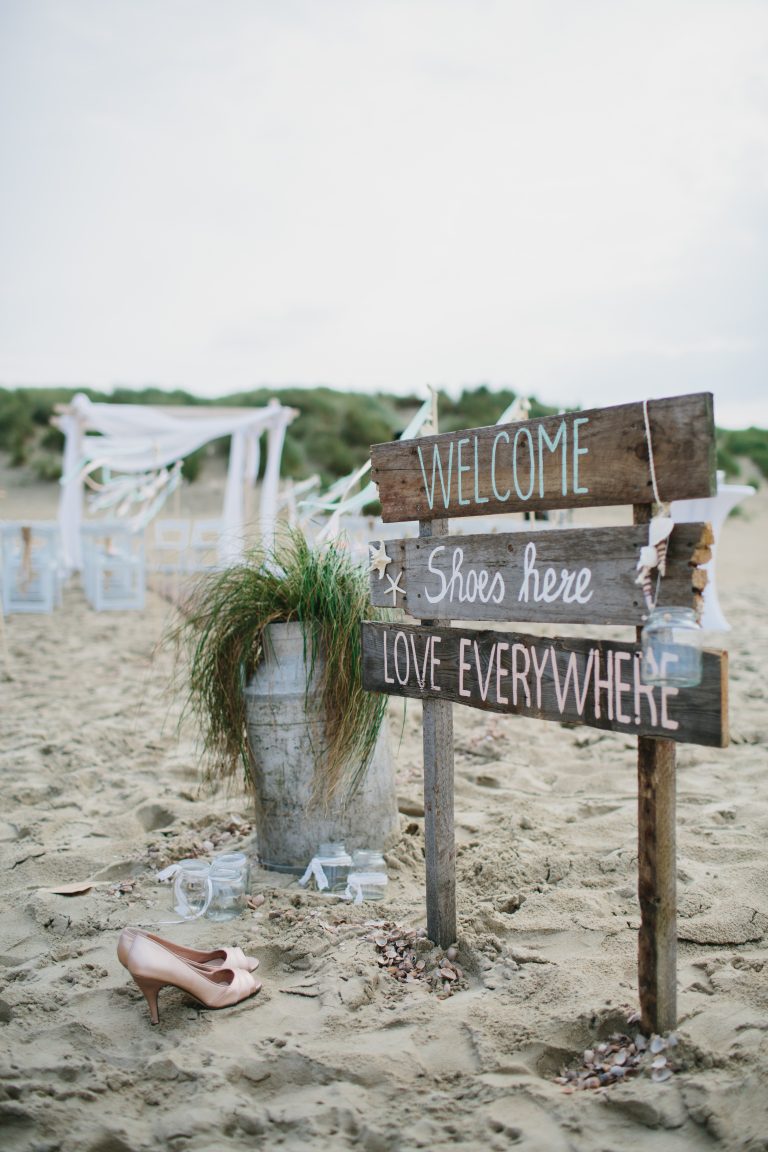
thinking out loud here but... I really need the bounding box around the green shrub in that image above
[31,452,63,482]
[719,427,768,480]
[716,448,740,479]
[41,425,65,453]
[181,448,205,483]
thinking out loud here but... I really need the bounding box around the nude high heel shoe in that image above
[119,927,259,972]
[117,929,261,1025]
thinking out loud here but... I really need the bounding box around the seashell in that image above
[635,1034,648,1051]
[648,516,674,548]
[374,935,388,948]
[651,1056,667,1070]
[667,1033,678,1047]
[611,1066,626,1079]
[377,956,389,966]
[613,1049,628,1066]
[583,1076,601,1090]
[583,1049,595,1064]
[415,960,426,971]
[650,1035,666,1054]
[655,538,669,577]
[446,946,458,961]
[651,1067,673,1083]
[441,967,457,981]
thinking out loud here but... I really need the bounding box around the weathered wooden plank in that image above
[371,393,716,522]
[361,621,728,748]
[368,523,711,625]
[419,516,457,949]
[637,732,677,1031]
[633,502,677,1034]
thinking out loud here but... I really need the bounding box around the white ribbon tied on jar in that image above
[343,871,389,904]
[299,852,352,892]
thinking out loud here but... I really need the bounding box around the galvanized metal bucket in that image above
[244,622,399,872]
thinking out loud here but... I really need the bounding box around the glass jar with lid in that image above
[172,859,212,920]
[205,860,246,921]
[348,850,388,902]
[640,606,703,688]
[316,842,352,892]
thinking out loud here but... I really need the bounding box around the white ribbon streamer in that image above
[298,853,352,891]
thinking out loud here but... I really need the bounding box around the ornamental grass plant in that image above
[171,529,389,803]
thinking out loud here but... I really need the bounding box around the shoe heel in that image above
[133,975,164,1025]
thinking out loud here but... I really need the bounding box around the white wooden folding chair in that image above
[187,519,223,572]
[148,518,191,573]
[81,522,145,611]
[1,522,61,614]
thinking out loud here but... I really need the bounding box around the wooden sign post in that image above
[634,501,678,1034]
[419,516,457,951]
[363,392,727,1034]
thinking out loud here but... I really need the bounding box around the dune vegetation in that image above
[0,384,764,490]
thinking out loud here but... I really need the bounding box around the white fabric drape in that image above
[260,412,289,543]
[58,393,295,571]
[57,412,85,571]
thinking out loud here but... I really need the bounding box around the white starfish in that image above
[384,569,405,605]
[368,539,392,580]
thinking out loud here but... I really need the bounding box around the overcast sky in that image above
[1,1,766,427]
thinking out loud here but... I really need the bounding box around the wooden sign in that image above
[371,393,716,522]
[369,523,711,625]
[363,391,725,1033]
[362,621,728,748]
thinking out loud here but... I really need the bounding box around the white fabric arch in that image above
[56,393,296,571]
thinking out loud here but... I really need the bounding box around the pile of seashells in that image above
[146,815,253,870]
[366,921,468,998]
[556,1031,678,1092]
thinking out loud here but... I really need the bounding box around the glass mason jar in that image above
[640,607,703,688]
[348,850,388,901]
[212,851,250,890]
[316,842,352,893]
[172,859,212,920]
[205,862,246,922]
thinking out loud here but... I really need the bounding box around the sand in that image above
[1,468,767,1152]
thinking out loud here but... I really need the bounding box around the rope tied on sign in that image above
[635,399,675,615]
